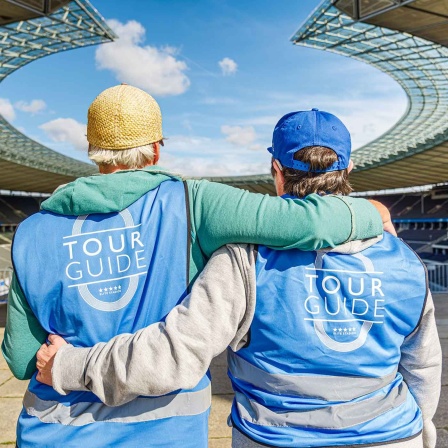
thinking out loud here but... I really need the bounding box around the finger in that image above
[36,344,48,361]
[384,221,397,237]
[37,353,48,365]
[48,334,60,344]
[48,334,68,346]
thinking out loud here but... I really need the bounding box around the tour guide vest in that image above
[13,180,211,448]
[229,232,427,447]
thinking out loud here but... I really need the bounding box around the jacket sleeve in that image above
[186,179,383,257]
[398,291,442,448]
[51,244,256,406]
[1,273,48,380]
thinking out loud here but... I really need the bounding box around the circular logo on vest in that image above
[309,251,383,353]
[71,209,140,312]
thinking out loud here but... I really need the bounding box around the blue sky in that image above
[0,0,407,176]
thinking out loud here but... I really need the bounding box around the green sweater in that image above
[1,167,382,379]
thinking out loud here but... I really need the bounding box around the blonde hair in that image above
[88,143,156,169]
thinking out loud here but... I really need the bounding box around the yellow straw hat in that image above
[87,84,163,150]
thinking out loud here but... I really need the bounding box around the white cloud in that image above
[161,142,270,177]
[15,99,46,115]
[159,133,271,177]
[242,90,407,151]
[0,98,15,121]
[219,57,238,76]
[161,154,269,177]
[240,115,279,127]
[39,118,87,152]
[221,125,257,147]
[95,19,190,96]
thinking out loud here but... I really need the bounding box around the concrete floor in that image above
[1,295,447,448]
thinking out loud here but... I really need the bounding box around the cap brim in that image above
[267,147,274,155]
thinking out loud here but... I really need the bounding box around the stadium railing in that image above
[0,267,12,303]
[427,263,448,293]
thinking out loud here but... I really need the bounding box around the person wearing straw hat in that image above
[35,109,440,448]
[3,87,388,448]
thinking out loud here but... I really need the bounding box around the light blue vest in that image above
[13,180,211,448]
[229,232,427,447]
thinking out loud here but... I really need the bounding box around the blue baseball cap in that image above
[267,109,351,172]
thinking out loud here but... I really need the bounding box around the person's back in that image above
[13,177,210,447]
[11,86,210,447]
[230,232,427,446]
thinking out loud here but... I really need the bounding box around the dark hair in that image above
[271,146,352,197]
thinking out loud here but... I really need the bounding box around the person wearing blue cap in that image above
[268,108,352,172]
[35,110,441,448]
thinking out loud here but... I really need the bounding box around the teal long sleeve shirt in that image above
[1,168,382,379]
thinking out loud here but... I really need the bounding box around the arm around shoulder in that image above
[187,179,383,256]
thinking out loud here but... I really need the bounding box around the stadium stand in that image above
[0,194,45,301]
[362,187,448,264]
[370,194,448,222]
[0,194,43,242]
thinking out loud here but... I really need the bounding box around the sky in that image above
[0,0,408,177]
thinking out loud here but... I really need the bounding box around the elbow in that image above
[6,361,34,381]
[149,371,205,397]
[2,348,35,380]
[12,370,32,381]
[174,379,200,393]
[175,367,209,392]
[309,227,332,250]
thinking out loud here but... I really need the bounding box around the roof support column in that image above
[353,0,360,20]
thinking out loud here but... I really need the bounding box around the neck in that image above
[275,183,286,196]
[98,163,155,174]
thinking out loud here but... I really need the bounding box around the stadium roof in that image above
[0,0,114,193]
[2,0,447,195]
[213,0,448,194]
[290,0,448,192]
[0,0,71,26]
[334,0,448,46]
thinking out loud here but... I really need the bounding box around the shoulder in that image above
[224,243,253,256]
[184,178,208,191]
[206,244,255,268]
[222,244,257,272]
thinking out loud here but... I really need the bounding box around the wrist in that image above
[52,344,90,395]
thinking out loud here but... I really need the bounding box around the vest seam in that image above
[242,245,258,350]
[186,180,207,283]
[231,421,423,448]
[183,180,192,290]
[10,224,27,306]
[399,238,429,335]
